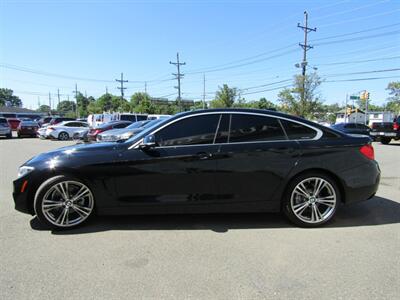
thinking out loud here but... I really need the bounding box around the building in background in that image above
[0,106,45,119]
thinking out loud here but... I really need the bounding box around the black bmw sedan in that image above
[13,109,380,229]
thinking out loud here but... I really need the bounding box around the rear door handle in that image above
[196,152,212,160]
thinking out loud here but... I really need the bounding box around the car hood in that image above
[24,142,122,167]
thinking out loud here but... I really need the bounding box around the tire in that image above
[283,172,340,228]
[380,137,391,145]
[6,133,12,139]
[17,133,21,138]
[58,131,69,141]
[34,175,95,230]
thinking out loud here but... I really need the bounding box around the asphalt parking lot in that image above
[0,137,399,299]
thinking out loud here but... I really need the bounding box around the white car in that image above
[45,121,89,140]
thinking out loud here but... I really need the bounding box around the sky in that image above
[0,0,399,110]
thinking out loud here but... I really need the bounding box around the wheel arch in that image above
[283,168,346,206]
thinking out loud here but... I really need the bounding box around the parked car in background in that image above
[48,117,76,126]
[87,120,132,141]
[37,116,53,127]
[97,119,155,142]
[6,118,21,131]
[17,120,39,138]
[370,116,400,144]
[331,123,370,136]
[0,117,12,138]
[147,114,171,120]
[13,108,380,230]
[45,121,89,140]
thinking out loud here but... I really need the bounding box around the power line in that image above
[316,55,400,66]
[241,84,293,96]
[170,52,186,111]
[314,30,400,47]
[323,68,400,77]
[311,22,400,42]
[240,78,293,91]
[323,75,400,83]
[319,9,400,28]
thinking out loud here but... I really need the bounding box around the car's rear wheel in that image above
[34,176,95,230]
[380,137,391,145]
[6,133,12,139]
[283,173,340,227]
[58,131,69,141]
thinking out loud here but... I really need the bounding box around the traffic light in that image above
[365,92,370,100]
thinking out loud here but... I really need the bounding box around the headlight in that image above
[18,166,34,178]
[120,132,133,140]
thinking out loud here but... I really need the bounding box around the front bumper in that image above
[13,177,34,215]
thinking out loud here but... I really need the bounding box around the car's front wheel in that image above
[283,173,340,227]
[34,176,95,229]
[380,137,391,145]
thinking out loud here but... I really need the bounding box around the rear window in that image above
[280,119,317,140]
[229,114,286,143]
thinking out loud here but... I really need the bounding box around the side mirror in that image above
[139,134,156,150]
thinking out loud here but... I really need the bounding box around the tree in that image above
[257,97,276,110]
[0,88,22,107]
[37,105,51,113]
[96,93,113,112]
[57,100,76,115]
[278,72,322,118]
[87,101,102,114]
[76,92,90,117]
[210,84,237,108]
[386,81,400,113]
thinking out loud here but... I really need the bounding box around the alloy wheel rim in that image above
[41,181,94,227]
[60,133,68,140]
[290,177,336,224]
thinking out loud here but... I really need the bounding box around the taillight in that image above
[394,123,399,131]
[360,144,374,160]
[47,126,55,131]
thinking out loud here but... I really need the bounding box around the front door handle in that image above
[196,152,212,160]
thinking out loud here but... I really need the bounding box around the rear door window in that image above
[229,114,286,143]
[280,119,317,140]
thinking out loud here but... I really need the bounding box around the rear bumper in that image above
[341,160,381,204]
[370,131,400,138]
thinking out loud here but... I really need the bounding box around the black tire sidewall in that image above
[34,175,95,230]
[283,172,341,228]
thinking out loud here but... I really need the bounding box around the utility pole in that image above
[344,94,348,123]
[297,11,316,104]
[73,83,79,118]
[145,81,147,94]
[170,52,186,111]
[57,89,60,109]
[116,73,128,101]
[106,86,108,94]
[48,92,52,111]
[202,74,206,109]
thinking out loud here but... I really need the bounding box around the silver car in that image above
[97,119,166,142]
[0,117,12,138]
